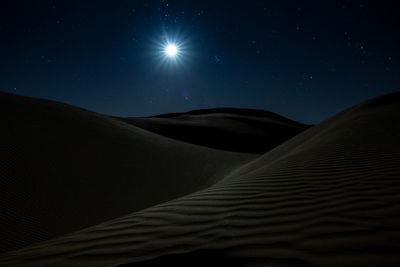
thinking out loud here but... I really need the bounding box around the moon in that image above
[165,44,178,58]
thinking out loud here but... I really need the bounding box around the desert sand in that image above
[1,91,400,266]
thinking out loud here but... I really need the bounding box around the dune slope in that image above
[2,92,399,266]
[0,92,258,253]
[119,108,309,154]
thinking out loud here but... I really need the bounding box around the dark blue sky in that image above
[1,0,399,124]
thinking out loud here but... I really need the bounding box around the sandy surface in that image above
[1,91,399,266]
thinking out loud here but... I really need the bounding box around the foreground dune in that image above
[1,92,400,266]
[0,92,258,253]
[0,92,305,254]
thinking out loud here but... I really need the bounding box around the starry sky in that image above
[1,0,399,124]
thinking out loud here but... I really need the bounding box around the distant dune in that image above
[1,91,400,266]
[119,108,309,154]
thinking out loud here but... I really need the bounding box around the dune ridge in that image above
[1,92,399,266]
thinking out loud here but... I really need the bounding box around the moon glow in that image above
[165,44,178,57]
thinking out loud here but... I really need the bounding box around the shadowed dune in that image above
[0,91,305,253]
[1,92,399,266]
[118,108,309,154]
[0,92,263,253]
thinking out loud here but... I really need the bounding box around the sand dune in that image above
[0,92,260,253]
[1,92,400,266]
[119,108,309,153]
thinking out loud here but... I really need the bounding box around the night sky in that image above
[1,1,399,124]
